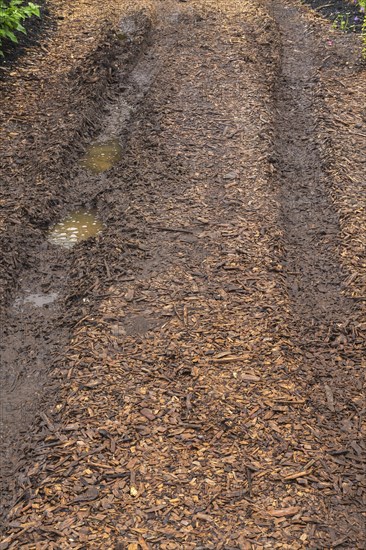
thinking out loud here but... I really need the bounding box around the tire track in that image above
[272,1,353,329]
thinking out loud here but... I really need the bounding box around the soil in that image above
[0,0,365,548]
[302,0,364,33]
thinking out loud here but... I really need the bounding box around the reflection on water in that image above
[48,210,103,249]
[15,292,58,308]
[81,139,122,173]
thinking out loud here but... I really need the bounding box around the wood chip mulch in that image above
[1,0,365,548]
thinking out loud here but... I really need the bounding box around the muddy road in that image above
[0,0,365,547]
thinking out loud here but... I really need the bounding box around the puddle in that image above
[81,139,122,173]
[15,292,58,308]
[48,210,103,249]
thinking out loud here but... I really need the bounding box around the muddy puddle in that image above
[48,210,103,249]
[80,138,122,173]
[15,292,58,309]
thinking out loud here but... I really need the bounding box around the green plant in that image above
[0,0,40,56]
[354,0,366,58]
[361,2,366,58]
[330,0,366,60]
[332,12,355,33]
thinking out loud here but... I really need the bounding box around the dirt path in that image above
[1,0,365,548]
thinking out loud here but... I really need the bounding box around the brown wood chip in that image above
[268,507,301,517]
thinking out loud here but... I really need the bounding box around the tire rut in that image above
[0,11,157,514]
[269,2,365,543]
[272,1,353,328]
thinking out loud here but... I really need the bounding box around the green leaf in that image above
[3,28,18,42]
[0,0,40,55]
[16,22,25,33]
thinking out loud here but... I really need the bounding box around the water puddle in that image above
[48,210,103,249]
[15,292,58,309]
[81,139,122,173]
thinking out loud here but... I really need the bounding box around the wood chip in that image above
[268,507,301,517]
[140,408,156,421]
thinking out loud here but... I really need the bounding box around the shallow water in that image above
[81,139,122,173]
[15,292,58,308]
[48,210,103,249]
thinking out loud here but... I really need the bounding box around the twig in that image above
[152,226,193,234]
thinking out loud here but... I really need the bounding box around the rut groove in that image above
[272,1,353,327]
[0,14,159,508]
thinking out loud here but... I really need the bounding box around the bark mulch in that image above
[0,0,365,548]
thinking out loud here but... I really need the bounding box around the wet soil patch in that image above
[0,247,68,500]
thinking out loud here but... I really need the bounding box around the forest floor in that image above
[0,0,365,548]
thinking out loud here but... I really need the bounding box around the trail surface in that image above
[1,0,365,548]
